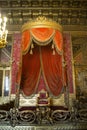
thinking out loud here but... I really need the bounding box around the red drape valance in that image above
[54,30,63,53]
[22,28,63,55]
[30,28,55,42]
[22,30,31,55]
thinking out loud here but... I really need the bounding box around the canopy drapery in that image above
[16,27,65,97]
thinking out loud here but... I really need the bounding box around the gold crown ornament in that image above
[21,16,63,32]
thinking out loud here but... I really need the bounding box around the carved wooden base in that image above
[0,106,87,129]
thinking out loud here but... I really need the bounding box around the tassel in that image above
[52,49,55,55]
[31,43,34,49]
[30,49,33,55]
[52,44,54,49]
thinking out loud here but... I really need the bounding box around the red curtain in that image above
[20,45,41,96]
[20,45,63,96]
[41,45,63,96]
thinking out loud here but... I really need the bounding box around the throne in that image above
[11,17,75,123]
[37,89,50,107]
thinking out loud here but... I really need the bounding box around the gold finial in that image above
[21,16,63,33]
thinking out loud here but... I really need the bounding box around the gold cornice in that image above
[21,16,63,33]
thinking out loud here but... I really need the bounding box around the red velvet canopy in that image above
[16,25,65,97]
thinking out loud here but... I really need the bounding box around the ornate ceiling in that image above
[0,0,87,55]
[0,0,87,31]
